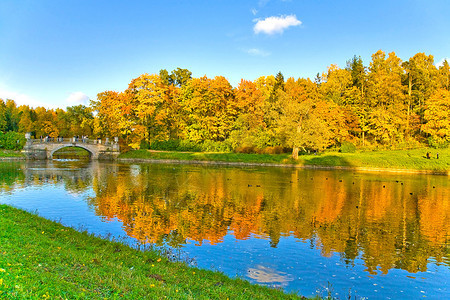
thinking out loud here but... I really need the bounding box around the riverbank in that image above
[0,150,25,159]
[118,148,450,175]
[0,204,304,299]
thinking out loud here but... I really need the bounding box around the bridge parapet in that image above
[22,136,120,160]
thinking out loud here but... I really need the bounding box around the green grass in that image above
[119,148,450,172]
[52,146,91,158]
[119,150,293,164]
[0,204,306,299]
[0,150,25,158]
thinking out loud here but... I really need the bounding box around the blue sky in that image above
[1,0,449,109]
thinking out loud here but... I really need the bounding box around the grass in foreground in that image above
[0,204,305,299]
[119,148,450,172]
[0,150,25,158]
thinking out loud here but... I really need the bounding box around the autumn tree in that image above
[365,50,407,145]
[33,107,59,138]
[18,105,36,134]
[421,89,450,145]
[438,59,450,90]
[229,79,266,148]
[126,73,176,143]
[277,78,345,158]
[179,76,236,142]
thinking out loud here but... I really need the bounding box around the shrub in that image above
[340,142,357,153]
[262,146,285,154]
[177,140,202,152]
[0,131,26,150]
[150,140,180,151]
[234,146,256,154]
[200,140,232,152]
[427,136,450,149]
[139,140,150,150]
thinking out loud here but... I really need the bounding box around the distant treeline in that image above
[1,50,449,156]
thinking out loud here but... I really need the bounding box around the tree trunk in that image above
[407,74,412,137]
[292,146,299,160]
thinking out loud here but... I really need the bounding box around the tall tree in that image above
[421,89,450,145]
[180,76,236,142]
[365,50,407,145]
[346,55,366,97]
[438,59,450,90]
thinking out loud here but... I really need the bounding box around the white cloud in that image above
[436,57,449,67]
[0,87,55,108]
[246,48,271,57]
[251,8,258,15]
[66,92,90,106]
[253,15,302,35]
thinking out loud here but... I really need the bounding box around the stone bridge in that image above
[22,137,120,160]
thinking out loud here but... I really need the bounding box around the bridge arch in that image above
[49,144,97,159]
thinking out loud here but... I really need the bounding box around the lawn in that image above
[0,204,305,299]
[119,148,450,173]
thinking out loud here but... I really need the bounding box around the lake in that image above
[0,160,449,299]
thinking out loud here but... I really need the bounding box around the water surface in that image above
[1,160,449,299]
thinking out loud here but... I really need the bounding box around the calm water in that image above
[1,160,449,299]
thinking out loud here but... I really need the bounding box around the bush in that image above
[427,136,450,149]
[139,140,150,150]
[150,140,180,151]
[200,140,232,152]
[0,131,26,150]
[178,140,202,152]
[234,146,256,154]
[262,146,285,154]
[340,142,357,153]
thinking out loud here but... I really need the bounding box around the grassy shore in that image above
[0,150,25,158]
[0,204,305,299]
[119,148,450,173]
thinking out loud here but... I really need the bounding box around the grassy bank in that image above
[119,148,450,172]
[0,150,25,158]
[0,204,304,299]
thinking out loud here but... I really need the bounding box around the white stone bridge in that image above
[22,137,120,160]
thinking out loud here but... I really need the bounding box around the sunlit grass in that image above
[119,148,450,172]
[0,150,25,158]
[0,204,305,299]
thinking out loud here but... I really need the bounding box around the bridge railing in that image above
[27,137,117,146]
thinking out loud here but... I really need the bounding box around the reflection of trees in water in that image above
[0,162,26,191]
[1,162,448,274]
[0,160,95,194]
[90,164,450,274]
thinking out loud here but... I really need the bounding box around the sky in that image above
[1,0,449,109]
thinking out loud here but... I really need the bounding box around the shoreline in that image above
[1,155,448,175]
[117,157,450,175]
[0,204,302,299]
